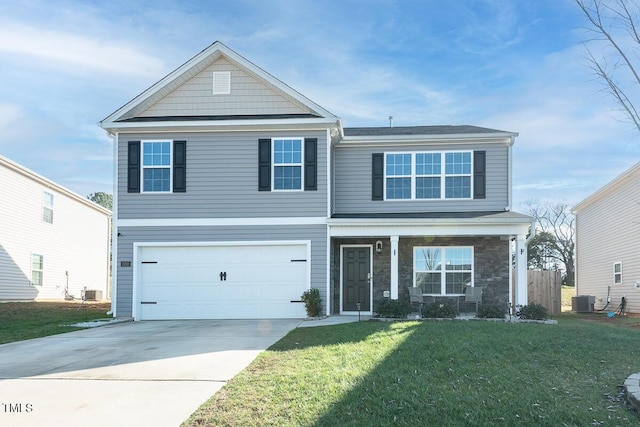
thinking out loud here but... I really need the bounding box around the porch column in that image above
[390,235,399,299]
[514,234,528,307]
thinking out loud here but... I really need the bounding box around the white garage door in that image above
[136,243,309,320]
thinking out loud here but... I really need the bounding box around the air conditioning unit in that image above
[82,290,103,301]
[572,295,595,313]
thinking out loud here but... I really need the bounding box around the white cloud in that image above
[0,23,165,77]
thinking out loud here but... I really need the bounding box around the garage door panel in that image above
[138,244,308,320]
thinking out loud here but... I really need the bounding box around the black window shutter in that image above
[372,153,384,201]
[304,138,317,191]
[173,141,187,193]
[258,139,271,191]
[474,150,486,199]
[127,141,140,193]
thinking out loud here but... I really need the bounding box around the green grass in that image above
[183,316,640,427]
[0,301,112,344]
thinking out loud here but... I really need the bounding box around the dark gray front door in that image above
[342,247,371,311]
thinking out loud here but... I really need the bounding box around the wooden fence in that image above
[512,270,562,316]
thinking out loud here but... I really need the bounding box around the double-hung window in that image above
[42,191,54,224]
[31,254,43,286]
[614,262,622,284]
[384,151,472,200]
[414,247,473,295]
[273,138,303,191]
[142,141,171,192]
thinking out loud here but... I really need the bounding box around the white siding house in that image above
[573,162,640,314]
[0,156,111,301]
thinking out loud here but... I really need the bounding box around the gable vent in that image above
[213,71,231,95]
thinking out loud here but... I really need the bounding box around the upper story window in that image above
[42,191,54,224]
[414,246,473,295]
[272,138,303,191]
[614,261,622,284]
[142,141,172,192]
[385,151,472,200]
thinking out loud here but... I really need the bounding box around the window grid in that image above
[414,246,473,295]
[142,141,172,192]
[43,191,54,224]
[273,138,303,191]
[31,254,43,286]
[614,262,622,284]
[384,151,473,200]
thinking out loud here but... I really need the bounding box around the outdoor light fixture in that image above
[375,240,383,253]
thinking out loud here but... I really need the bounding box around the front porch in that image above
[326,212,534,317]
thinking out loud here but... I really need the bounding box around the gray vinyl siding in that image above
[575,170,640,313]
[118,130,328,219]
[333,143,509,214]
[115,224,327,317]
[139,57,311,117]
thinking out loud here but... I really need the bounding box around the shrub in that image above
[301,288,322,318]
[422,302,458,319]
[476,304,507,319]
[516,303,548,320]
[375,298,410,318]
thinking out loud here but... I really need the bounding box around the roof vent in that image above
[213,71,231,95]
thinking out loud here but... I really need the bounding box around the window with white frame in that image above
[142,141,172,192]
[273,138,303,190]
[385,151,472,200]
[42,191,54,224]
[414,247,473,295]
[31,254,43,286]
[614,262,622,284]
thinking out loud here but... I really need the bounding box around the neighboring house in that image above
[99,41,533,320]
[573,162,640,314]
[0,156,111,301]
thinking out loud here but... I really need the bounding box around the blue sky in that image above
[0,0,638,210]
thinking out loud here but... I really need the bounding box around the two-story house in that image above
[100,42,533,320]
[0,155,111,301]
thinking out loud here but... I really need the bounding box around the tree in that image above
[576,0,640,133]
[524,201,575,286]
[527,231,558,270]
[88,192,113,211]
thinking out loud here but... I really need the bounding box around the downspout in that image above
[108,131,118,317]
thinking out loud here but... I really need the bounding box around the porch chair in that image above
[408,287,425,316]
[463,286,483,315]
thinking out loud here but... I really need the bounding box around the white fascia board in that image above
[329,221,531,238]
[338,133,517,147]
[572,161,640,213]
[100,117,338,134]
[118,217,328,227]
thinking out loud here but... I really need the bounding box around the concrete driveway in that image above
[0,319,300,427]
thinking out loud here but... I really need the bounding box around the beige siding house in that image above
[0,156,111,301]
[573,162,640,314]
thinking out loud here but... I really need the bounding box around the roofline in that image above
[572,161,640,213]
[339,132,518,145]
[100,117,340,134]
[327,215,533,226]
[100,41,337,129]
[0,155,112,216]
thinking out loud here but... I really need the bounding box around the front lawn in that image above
[0,301,112,344]
[183,316,640,426]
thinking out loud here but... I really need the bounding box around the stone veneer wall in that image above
[331,236,510,314]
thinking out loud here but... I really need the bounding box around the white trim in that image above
[390,236,399,300]
[111,132,118,316]
[141,140,173,193]
[338,133,516,146]
[132,239,311,321]
[329,222,531,238]
[326,127,332,219]
[613,261,623,284]
[573,161,640,213]
[118,216,328,227]
[325,224,331,316]
[383,150,474,201]
[339,244,374,315]
[101,118,338,133]
[271,137,304,192]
